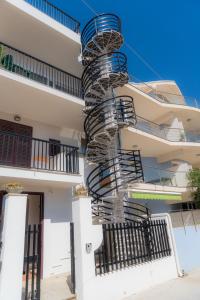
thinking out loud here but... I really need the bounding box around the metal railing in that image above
[129,81,200,109]
[136,115,200,143]
[0,130,79,174]
[25,0,80,33]
[23,224,41,300]
[82,52,128,97]
[0,42,83,99]
[95,219,171,275]
[142,164,189,188]
[81,13,121,53]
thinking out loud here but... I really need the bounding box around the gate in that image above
[23,224,41,300]
[70,222,75,294]
[95,219,171,275]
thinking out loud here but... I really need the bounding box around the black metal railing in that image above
[82,52,128,97]
[0,131,79,174]
[23,224,41,300]
[87,150,143,202]
[95,219,171,275]
[25,0,80,33]
[88,150,145,222]
[81,13,121,53]
[0,42,82,99]
[84,96,137,142]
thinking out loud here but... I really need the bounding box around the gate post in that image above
[72,196,102,300]
[0,193,28,300]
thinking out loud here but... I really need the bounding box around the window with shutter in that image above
[0,119,33,168]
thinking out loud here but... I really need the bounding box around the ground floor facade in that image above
[0,182,199,300]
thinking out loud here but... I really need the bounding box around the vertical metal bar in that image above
[157,220,165,257]
[70,223,75,294]
[115,223,122,269]
[130,222,136,264]
[154,220,162,258]
[123,223,129,267]
[112,223,118,270]
[103,224,109,273]
[36,224,41,299]
[134,222,140,264]
[108,224,114,271]
[119,223,126,268]
[25,225,31,300]
[31,225,36,298]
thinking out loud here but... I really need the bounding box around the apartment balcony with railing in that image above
[0,130,80,176]
[142,164,189,188]
[136,116,200,143]
[24,0,80,33]
[0,0,82,81]
[0,42,83,99]
[129,80,200,109]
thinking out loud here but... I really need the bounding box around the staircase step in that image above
[66,296,76,300]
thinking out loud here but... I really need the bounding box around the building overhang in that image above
[122,127,200,165]
[0,0,82,77]
[0,68,84,130]
[0,165,83,189]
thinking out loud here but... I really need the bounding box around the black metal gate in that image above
[23,224,41,300]
[70,222,75,294]
[95,219,171,275]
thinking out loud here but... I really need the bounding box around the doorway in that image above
[23,192,44,300]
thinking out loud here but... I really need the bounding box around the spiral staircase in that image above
[81,14,151,224]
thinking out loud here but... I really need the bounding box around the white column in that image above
[72,196,102,300]
[0,193,28,300]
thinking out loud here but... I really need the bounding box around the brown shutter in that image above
[0,119,33,168]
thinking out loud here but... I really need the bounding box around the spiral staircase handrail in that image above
[84,96,136,141]
[82,52,128,97]
[81,13,122,52]
[81,13,150,223]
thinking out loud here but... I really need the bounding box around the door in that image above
[0,119,33,168]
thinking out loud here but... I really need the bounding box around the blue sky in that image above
[51,0,200,101]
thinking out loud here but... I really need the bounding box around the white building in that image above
[0,1,199,300]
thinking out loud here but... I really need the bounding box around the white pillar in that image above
[72,196,102,300]
[0,193,28,300]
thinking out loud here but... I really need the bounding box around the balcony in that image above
[143,165,189,188]
[129,80,200,109]
[0,130,79,174]
[128,163,189,199]
[0,0,81,76]
[0,42,82,99]
[24,0,80,33]
[136,116,200,143]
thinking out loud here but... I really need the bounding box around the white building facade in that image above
[0,1,199,300]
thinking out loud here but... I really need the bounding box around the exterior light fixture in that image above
[14,114,21,122]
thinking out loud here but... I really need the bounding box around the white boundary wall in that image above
[72,197,182,300]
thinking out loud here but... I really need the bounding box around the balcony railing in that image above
[142,164,189,188]
[0,131,79,174]
[136,116,200,143]
[25,0,80,33]
[129,81,200,109]
[0,42,83,99]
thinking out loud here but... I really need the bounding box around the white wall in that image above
[165,117,185,142]
[42,187,73,278]
[73,197,180,300]
[0,111,82,147]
